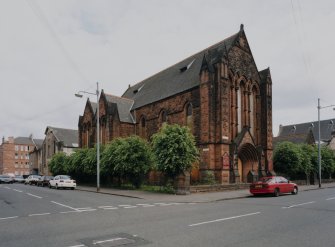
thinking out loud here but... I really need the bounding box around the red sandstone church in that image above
[78,25,274,184]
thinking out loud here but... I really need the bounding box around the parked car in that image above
[14,175,25,183]
[37,176,54,187]
[25,175,42,185]
[250,176,298,197]
[0,175,14,184]
[49,175,76,190]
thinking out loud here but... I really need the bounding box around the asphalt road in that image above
[1,183,335,247]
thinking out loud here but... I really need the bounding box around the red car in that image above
[250,176,298,197]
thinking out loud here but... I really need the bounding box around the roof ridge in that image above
[105,93,134,102]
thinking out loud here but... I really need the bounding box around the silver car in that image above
[0,175,14,184]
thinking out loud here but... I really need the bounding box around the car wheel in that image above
[273,188,280,197]
[292,186,298,195]
[49,184,52,189]
[71,187,74,190]
[55,184,59,190]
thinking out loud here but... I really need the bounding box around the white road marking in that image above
[326,197,335,201]
[189,212,261,227]
[102,207,118,210]
[27,193,42,199]
[76,207,93,210]
[93,237,127,245]
[28,213,51,217]
[13,189,23,192]
[99,206,118,210]
[0,216,19,220]
[67,245,85,247]
[51,201,78,211]
[123,206,137,209]
[60,211,81,214]
[282,201,315,209]
[4,186,11,189]
[78,209,97,212]
[118,204,132,207]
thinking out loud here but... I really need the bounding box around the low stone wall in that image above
[190,183,250,193]
[293,178,335,185]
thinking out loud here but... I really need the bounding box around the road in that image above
[1,183,335,247]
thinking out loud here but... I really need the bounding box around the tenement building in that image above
[0,136,41,176]
[78,25,274,184]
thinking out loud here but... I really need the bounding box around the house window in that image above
[15,153,18,159]
[15,145,19,151]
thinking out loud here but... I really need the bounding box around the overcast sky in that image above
[1,0,334,140]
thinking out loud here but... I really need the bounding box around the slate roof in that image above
[273,131,315,148]
[122,29,241,110]
[14,137,34,145]
[105,94,134,123]
[277,119,335,142]
[45,126,78,148]
[32,139,44,149]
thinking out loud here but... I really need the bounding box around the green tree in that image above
[151,124,199,180]
[299,144,315,184]
[101,136,154,188]
[321,147,335,179]
[67,148,88,177]
[49,152,68,175]
[273,141,303,177]
[101,138,123,178]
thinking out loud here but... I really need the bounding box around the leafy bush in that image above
[152,124,199,180]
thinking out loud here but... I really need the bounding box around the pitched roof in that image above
[105,94,134,123]
[122,29,241,110]
[90,101,98,114]
[277,118,335,142]
[45,126,78,148]
[14,137,34,145]
[273,131,315,148]
[32,139,44,149]
[259,68,271,85]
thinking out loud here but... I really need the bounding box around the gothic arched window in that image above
[186,103,193,129]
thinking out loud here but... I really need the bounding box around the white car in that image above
[25,175,41,185]
[49,175,76,190]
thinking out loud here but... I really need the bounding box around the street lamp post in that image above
[75,82,100,192]
[317,98,335,188]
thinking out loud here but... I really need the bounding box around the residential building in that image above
[0,136,37,175]
[42,126,78,175]
[78,25,274,184]
[276,119,335,150]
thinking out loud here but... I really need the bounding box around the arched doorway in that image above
[237,143,258,183]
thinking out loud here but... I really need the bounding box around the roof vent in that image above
[133,84,144,94]
[179,59,195,73]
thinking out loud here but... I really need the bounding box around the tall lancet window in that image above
[250,90,254,136]
[237,86,242,133]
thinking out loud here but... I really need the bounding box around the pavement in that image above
[76,182,335,203]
